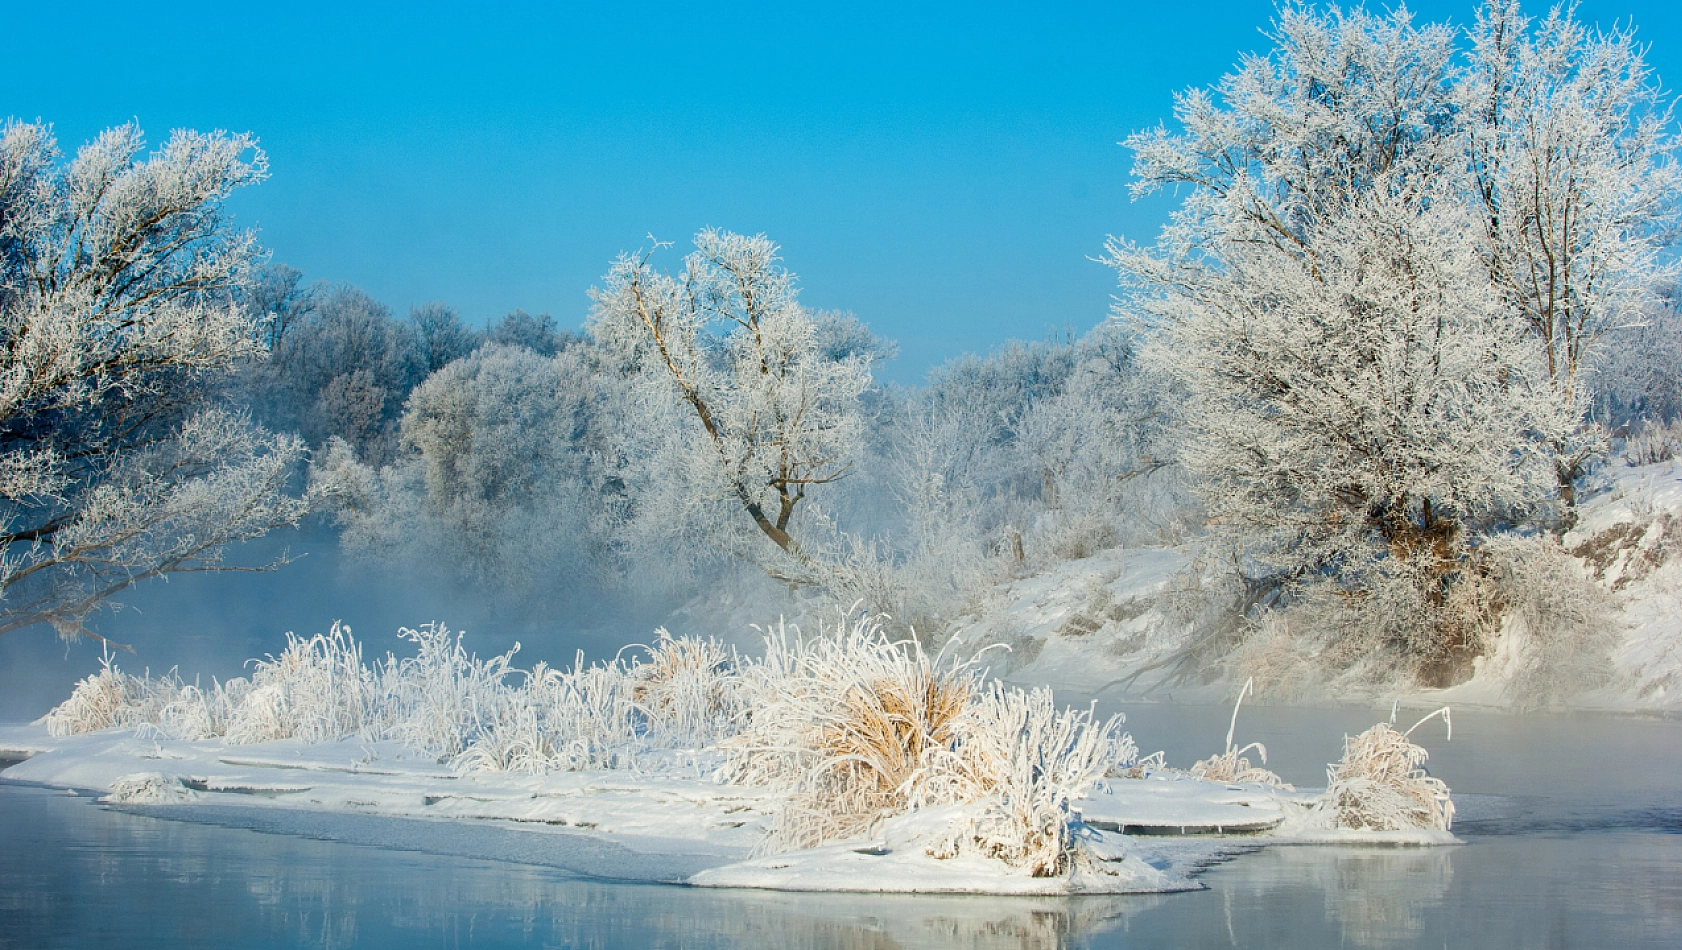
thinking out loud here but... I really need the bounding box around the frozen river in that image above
[3,705,1679,948]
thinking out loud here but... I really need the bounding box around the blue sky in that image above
[7,0,1680,382]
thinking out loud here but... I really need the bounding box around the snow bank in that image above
[6,612,1464,894]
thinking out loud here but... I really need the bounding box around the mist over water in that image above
[0,529,690,723]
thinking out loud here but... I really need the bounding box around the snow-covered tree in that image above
[261,283,425,464]
[327,342,606,592]
[1461,0,1681,522]
[588,230,878,569]
[1105,6,1571,657]
[1122,181,1555,574]
[488,308,574,357]
[408,301,481,374]
[0,120,312,642]
[1591,284,1682,427]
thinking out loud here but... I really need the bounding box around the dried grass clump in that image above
[1325,708,1454,832]
[41,654,157,736]
[381,622,522,757]
[40,651,240,741]
[723,611,984,850]
[454,657,641,773]
[723,609,1134,875]
[224,623,384,745]
[926,683,1134,876]
[1188,679,1289,787]
[628,629,739,748]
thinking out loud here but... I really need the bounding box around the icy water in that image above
[3,706,1680,949]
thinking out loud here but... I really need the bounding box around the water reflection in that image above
[1,785,1165,950]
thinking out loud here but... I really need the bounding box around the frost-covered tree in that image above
[588,230,878,569]
[488,308,574,357]
[1591,285,1682,427]
[1013,322,1184,553]
[327,343,606,592]
[1122,182,1555,572]
[245,263,314,351]
[1105,6,1571,665]
[261,283,425,464]
[408,301,481,374]
[0,120,312,642]
[1461,0,1681,521]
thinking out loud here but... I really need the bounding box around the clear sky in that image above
[6,0,1680,383]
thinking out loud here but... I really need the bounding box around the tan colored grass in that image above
[628,628,737,745]
[1188,678,1289,788]
[1325,708,1454,831]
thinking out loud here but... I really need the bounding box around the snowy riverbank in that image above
[0,709,1455,897]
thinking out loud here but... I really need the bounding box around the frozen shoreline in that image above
[0,723,1455,896]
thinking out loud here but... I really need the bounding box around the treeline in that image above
[230,246,1185,632]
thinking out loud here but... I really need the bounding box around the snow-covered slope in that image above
[1433,460,1682,711]
[945,461,1682,712]
[944,547,1217,699]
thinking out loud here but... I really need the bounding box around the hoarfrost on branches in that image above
[0,120,312,642]
[588,230,878,573]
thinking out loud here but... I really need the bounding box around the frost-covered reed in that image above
[1324,708,1455,832]
[44,611,1141,875]
[1187,678,1289,788]
[721,610,1135,874]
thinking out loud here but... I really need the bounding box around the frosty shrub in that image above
[222,624,382,744]
[381,622,522,758]
[41,655,163,737]
[722,611,982,849]
[40,653,242,741]
[1486,536,1618,706]
[43,612,1137,875]
[628,629,739,749]
[1228,613,1323,702]
[1324,709,1454,832]
[925,683,1135,877]
[723,610,1134,874]
[453,655,645,774]
[1622,419,1682,466]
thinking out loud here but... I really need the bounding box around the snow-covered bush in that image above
[722,612,981,849]
[103,772,200,804]
[1486,536,1618,706]
[40,656,167,737]
[1622,420,1682,466]
[377,622,523,757]
[628,629,739,749]
[924,683,1135,876]
[224,623,383,744]
[40,653,243,741]
[43,611,1139,877]
[453,656,645,774]
[723,610,1133,874]
[1324,709,1454,832]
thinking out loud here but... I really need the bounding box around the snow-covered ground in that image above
[941,461,1682,712]
[1426,460,1682,711]
[0,718,1452,895]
